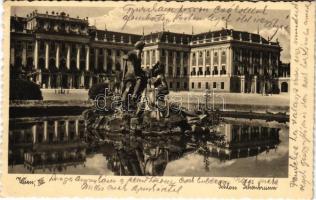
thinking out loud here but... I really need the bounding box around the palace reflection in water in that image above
[9,117,288,177]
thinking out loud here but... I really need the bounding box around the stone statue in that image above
[148,62,169,117]
[121,40,147,110]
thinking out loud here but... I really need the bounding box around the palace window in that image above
[69,44,74,54]
[162,49,166,57]
[213,52,218,65]
[168,67,173,76]
[221,51,226,64]
[205,67,211,75]
[213,66,218,75]
[39,42,45,51]
[205,82,209,89]
[213,82,216,88]
[192,52,197,66]
[168,51,173,66]
[198,51,203,66]
[221,82,224,89]
[198,67,203,75]
[234,49,240,61]
[152,50,156,61]
[176,51,181,65]
[81,45,86,55]
[61,43,66,53]
[169,82,173,89]
[176,82,180,89]
[191,67,196,75]
[27,42,33,52]
[206,50,210,65]
[176,67,180,76]
[220,65,226,75]
[191,82,195,89]
[183,67,187,75]
[198,82,201,89]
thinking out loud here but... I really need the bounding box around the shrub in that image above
[88,82,111,100]
[10,79,43,100]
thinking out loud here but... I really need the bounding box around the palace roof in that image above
[10,11,280,47]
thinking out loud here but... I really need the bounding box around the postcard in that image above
[1,0,315,198]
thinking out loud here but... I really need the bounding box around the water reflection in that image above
[9,118,87,173]
[9,117,288,177]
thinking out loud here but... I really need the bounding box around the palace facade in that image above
[10,10,290,93]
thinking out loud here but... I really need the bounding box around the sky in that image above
[11,5,290,62]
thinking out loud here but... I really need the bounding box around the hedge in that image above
[10,79,43,100]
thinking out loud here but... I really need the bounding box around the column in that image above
[143,50,147,68]
[253,75,257,93]
[173,51,176,77]
[165,50,169,76]
[229,47,233,76]
[45,41,49,69]
[85,46,90,71]
[210,49,214,76]
[10,47,15,66]
[66,44,71,69]
[111,49,116,72]
[156,49,160,63]
[103,48,107,72]
[47,75,51,88]
[54,121,58,140]
[75,120,79,137]
[34,40,38,69]
[180,52,184,77]
[259,51,263,74]
[43,121,48,142]
[189,52,193,75]
[56,44,60,68]
[38,72,42,86]
[94,48,99,70]
[76,45,81,70]
[65,120,69,140]
[268,52,272,77]
[238,127,242,142]
[89,76,93,87]
[248,127,252,141]
[69,75,73,89]
[120,50,124,70]
[240,76,245,93]
[225,48,229,77]
[249,50,253,74]
[149,50,152,67]
[219,49,222,76]
[203,50,206,76]
[32,125,37,144]
[22,42,27,67]
[225,124,232,142]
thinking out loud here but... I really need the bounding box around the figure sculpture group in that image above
[120,40,169,118]
[83,40,221,135]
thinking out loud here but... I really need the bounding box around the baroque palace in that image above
[10,10,290,93]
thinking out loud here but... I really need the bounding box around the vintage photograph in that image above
[8,4,290,177]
